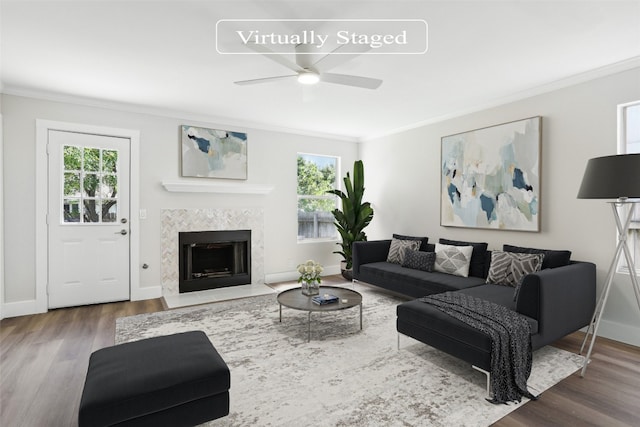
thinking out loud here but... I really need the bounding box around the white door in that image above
[47,130,130,308]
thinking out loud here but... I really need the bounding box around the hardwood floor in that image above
[1,293,638,427]
[1,299,164,427]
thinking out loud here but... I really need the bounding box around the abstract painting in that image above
[441,117,541,231]
[181,125,248,179]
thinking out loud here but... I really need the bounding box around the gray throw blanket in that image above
[419,292,538,404]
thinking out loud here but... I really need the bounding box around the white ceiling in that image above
[2,1,639,140]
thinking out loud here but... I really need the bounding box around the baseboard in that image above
[1,299,47,319]
[131,285,163,301]
[265,264,341,285]
[596,319,640,347]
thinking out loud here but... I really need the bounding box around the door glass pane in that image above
[63,199,81,222]
[83,200,101,222]
[84,148,100,172]
[103,150,118,173]
[64,172,81,197]
[64,146,82,170]
[83,173,99,197]
[102,200,117,222]
[101,175,117,198]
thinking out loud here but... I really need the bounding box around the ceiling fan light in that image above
[297,71,320,85]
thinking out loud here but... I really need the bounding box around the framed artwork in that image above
[181,125,248,179]
[441,116,541,232]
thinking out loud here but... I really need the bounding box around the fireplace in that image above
[179,230,251,293]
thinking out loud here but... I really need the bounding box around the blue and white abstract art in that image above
[181,125,248,179]
[441,117,541,232]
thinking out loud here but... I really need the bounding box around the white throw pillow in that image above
[434,243,473,277]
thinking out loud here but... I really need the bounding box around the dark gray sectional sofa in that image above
[352,238,596,372]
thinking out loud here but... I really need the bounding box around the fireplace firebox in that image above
[179,230,251,293]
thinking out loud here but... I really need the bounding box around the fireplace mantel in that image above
[162,180,273,194]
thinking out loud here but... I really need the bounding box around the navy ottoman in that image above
[79,331,230,427]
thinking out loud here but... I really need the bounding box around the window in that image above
[297,153,339,241]
[63,145,119,223]
[618,100,640,273]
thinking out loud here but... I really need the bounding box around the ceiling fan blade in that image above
[320,73,382,90]
[234,75,296,86]
[312,43,372,72]
[243,42,304,73]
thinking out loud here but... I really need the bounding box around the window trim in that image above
[617,100,640,274]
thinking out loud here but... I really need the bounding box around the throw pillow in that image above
[434,243,473,277]
[503,244,571,269]
[387,238,421,264]
[393,234,429,251]
[402,249,436,272]
[486,251,544,287]
[439,238,489,278]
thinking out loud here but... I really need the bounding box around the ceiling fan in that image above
[234,43,383,90]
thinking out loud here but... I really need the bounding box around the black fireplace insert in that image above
[179,230,251,293]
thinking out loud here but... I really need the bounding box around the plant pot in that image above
[340,261,353,281]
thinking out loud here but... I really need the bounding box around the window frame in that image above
[296,152,340,243]
[617,100,640,274]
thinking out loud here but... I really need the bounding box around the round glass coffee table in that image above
[277,286,363,342]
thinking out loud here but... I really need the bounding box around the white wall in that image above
[1,111,4,320]
[1,94,357,310]
[360,67,640,346]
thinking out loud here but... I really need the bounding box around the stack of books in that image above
[311,294,339,305]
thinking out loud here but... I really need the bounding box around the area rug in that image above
[116,285,584,427]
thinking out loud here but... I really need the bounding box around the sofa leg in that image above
[472,365,492,400]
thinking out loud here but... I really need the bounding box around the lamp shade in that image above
[577,154,640,199]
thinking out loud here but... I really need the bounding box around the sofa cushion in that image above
[402,249,436,272]
[397,294,537,355]
[434,243,473,277]
[360,261,485,294]
[387,237,421,264]
[393,233,430,251]
[486,251,544,287]
[439,238,489,278]
[503,244,571,270]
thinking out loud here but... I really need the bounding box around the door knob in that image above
[115,229,128,235]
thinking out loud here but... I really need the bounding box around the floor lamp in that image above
[577,153,640,377]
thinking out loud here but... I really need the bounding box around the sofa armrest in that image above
[352,240,391,275]
[516,261,596,347]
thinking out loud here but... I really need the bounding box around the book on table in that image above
[312,294,339,305]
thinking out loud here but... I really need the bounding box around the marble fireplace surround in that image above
[161,208,265,296]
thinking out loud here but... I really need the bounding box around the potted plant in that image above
[327,160,374,280]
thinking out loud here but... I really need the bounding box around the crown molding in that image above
[3,56,638,143]
[360,56,640,142]
[0,86,359,143]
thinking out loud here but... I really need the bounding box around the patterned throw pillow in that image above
[387,238,421,264]
[486,251,545,287]
[434,243,474,277]
[503,244,571,270]
[393,234,429,251]
[401,249,436,272]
